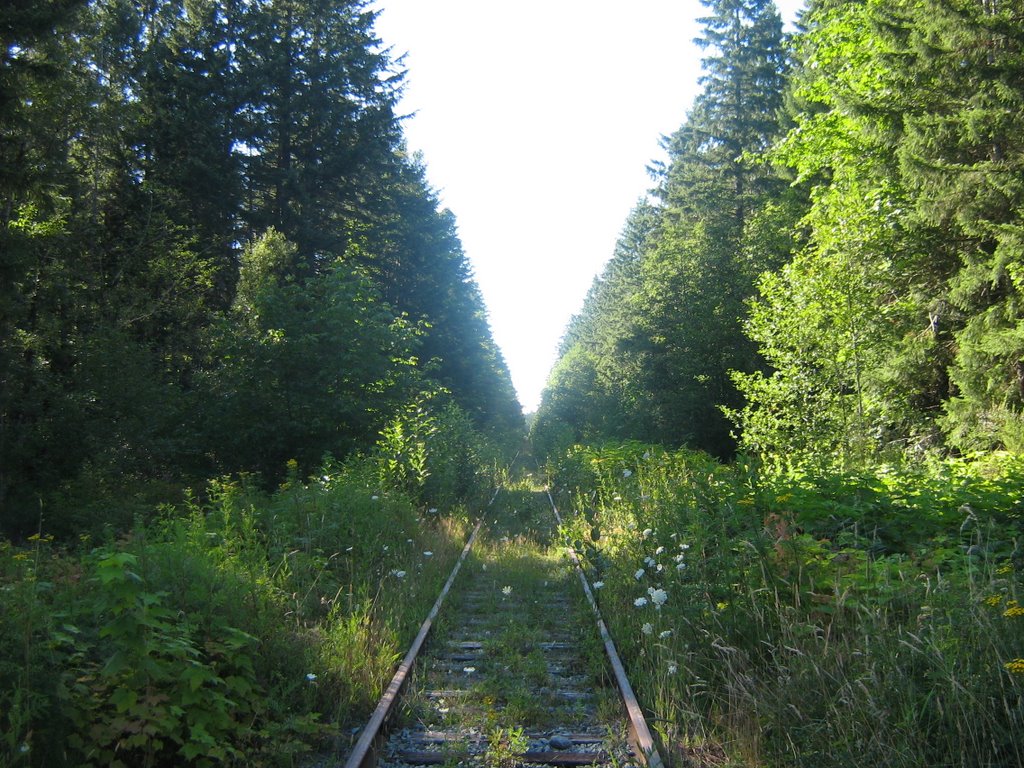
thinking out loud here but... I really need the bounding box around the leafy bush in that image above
[0,452,481,766]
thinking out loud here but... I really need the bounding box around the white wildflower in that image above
[648,588,668,607]
[463,666,476,674]
[635,568,645,580]
[655,546,665,555]
[642,622,653,635]
[502,585,513,596]
[623,469,633,478]
[642,528,653,538]
[667,662,678,675]
[423,551,433,557]
[391,570,407,579]
[644,556,656,567]
[659,630,672,639]
[371,495,379,500]
[306,673,318,682]
[592,581,605,589]
[677,562,686,571]
[634,597,648,607]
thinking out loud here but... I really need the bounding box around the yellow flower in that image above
[983,595,1003,607]
[1004,659,1024,675]
[1004,606,1024,618]
[997,564,1014,575]
[775,493,793,503]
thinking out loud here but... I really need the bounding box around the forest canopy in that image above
[533,0,1024,469]
[1,0,523,534]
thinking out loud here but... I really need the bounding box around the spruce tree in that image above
[638,0,789,455]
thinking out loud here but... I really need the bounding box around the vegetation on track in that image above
[401,473,617,737]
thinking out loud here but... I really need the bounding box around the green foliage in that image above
[534,0,792,459]
[375,391,499,509]
[731,0,1024,463]
[64,550,260,767]
[531,201,660,458]
[0,449,487,765]
[200,228,420,477]
[540,0,1023,468]
[0,0,521,533]
[549,442,1024,766]
[484,726,528,768]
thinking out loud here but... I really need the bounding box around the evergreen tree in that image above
[200,228,419,475]
[733,0,1024,464]
[532,201,660,454]
[880,0,1024,451]
[349,153,523,439]
[637,0,790,455]
[235,0,402,260]
[1,0,524,527]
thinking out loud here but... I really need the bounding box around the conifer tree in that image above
[532,201,661,454]
[881,0,1024,451]
[638,0,789,455]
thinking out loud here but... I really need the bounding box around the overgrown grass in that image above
[402,469,619,738]
[549,443,1024,767]
[0,457,483,767]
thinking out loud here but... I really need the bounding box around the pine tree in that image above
[638,0,789,455]
[879,0,1024,451]
[532,201,661,454]
[235,0,402,261]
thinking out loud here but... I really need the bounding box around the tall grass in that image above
[550,444,1024,767]
[0,456,480,767]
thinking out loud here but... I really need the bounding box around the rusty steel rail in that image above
[343,480,506,768]
[545,489,665,768]
[343,459,512,768]
[343,517,484,768]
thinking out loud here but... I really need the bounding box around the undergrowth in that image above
[0,404,504,767]
[549,443,1024,767]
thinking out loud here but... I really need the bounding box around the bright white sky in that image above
[372,0,807,413]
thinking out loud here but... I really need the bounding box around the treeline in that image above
[1,0,523,533]
[533,0,1024,468]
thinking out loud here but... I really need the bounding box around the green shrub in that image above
[0,449,482,766]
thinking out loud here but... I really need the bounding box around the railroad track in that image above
[341,472,663,768]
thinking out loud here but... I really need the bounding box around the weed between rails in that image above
[550,443,1024,767]
[401,473,620,739]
